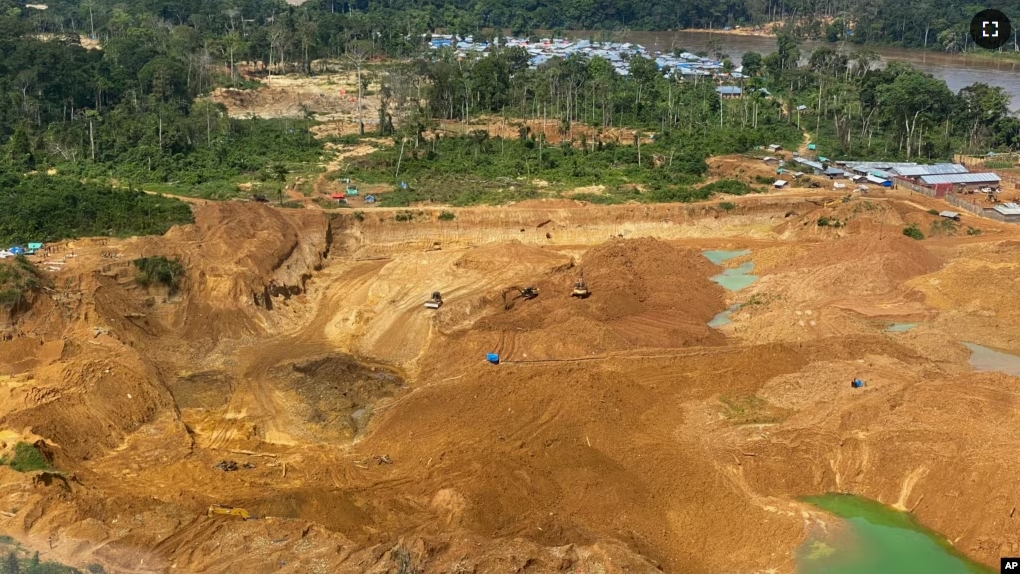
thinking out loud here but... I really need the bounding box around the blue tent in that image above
[486,353,500,364]
[365,195,376,203]
[9,246,25,255]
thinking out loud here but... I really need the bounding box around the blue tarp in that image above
[486,353,500,364]
[9,246,25,255]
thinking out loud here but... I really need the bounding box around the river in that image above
[566,30,1020,109]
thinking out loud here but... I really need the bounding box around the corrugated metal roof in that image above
[866,174,888,184]
[919,173,1001,185]
[716,86,742,94]
[939,211,960,218]
[792,156,823,170]
[994,203,1020,215]
[891,163,967,177]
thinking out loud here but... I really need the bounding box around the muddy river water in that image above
[566,30,1020,109]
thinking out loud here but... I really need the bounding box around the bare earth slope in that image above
[0,189,1018,572]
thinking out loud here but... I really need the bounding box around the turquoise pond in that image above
[710,261,759,291]
[708,304,740,328]
[798,494,992,574]
[885,323,919,333]
[962,342,1020,376]
[702,249,751,265]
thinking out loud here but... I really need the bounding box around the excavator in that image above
[424,291,443,309]
[572,270,590,298]
[207,505,251,520]
[502,286,539,310]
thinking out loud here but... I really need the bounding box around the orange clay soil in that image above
[0,187,1019,573]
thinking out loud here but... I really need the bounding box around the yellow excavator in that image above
[207,505,252,520]
[572,270,590,298]
[502,286,539,310]
[824,194,854,208]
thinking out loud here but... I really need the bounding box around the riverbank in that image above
[681,26,776,37]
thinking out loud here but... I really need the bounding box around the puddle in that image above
[709,304,740,328]
[710,261,759,291]
[798,494,991,574]
[962,342,1020,376]
[702,249,751,265]
[885,323,919,333]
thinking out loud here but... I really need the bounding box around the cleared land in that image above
[0,180,1018,573]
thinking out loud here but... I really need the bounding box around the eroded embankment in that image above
[329,198,822,256]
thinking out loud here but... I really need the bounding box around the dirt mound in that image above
[754,234,942,303]
[468,238,727,356]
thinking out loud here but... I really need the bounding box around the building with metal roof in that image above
[716,86,742,97]
[891,164,967,177]
[919,173,1001,186]
[994,203,1020,216]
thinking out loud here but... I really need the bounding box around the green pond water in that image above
[702,249,751,265]
[885,323,919,333]
[797,494,991,574]
[963,342,1020,376]
[708,304,740,328]
[710,261,759,291]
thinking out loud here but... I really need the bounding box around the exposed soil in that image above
[0,185,1019,573]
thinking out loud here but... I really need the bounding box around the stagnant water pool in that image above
[797,494,991,574]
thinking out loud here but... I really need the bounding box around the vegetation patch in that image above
[0,442,53,473]
[719,395,791,425]
[700,179,751,196]
[438,211,456,221]
[0,257,44,309]
[133,256,185,294]
[0,171,193,246]
[902,223,925,240]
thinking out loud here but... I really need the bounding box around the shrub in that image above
[133,256,185,294]
[352,211,365,221]
[700,179,751,196]
[719,202,736,211]
[967,226,982,236]
[902,223,924,240]
[817,216,831,227]
[438,211,456,221]
[394,211,414,222]
[927,209,939,215]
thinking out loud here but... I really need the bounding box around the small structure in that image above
[715,86,742,99]
[773,179,788,189]
[938,211,961,221]
[993,202,1020,222]
[762,156,778,164]
[851,379,865,389]
[365,195,376,203]
[865,174,891,187]
[331,192,346,204]
[796,104,808,112]
[346,185,359,196]
[768,144,782,152]
[807,143,816,151]
[486,353,500,364]
[9,246,25,255]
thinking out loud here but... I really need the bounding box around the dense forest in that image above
[1,0,1019,212]
[10,0,1020,51]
